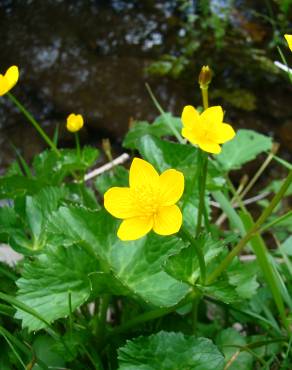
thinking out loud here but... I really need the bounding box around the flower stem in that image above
[7,92,60,156]
[207,170,292,285]
[195,151,208,237]
[75,132,81,159]
[201,86,209,110]
[94,295,110,349]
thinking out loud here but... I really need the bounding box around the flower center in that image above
[133,185,160,216]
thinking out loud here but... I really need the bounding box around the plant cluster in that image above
[0,38,291,369]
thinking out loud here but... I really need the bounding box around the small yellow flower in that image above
[0,66,19,96]
[104,158,184,241]
[181,105,235,154]
[284,34,292,52]
[66,113,84,133]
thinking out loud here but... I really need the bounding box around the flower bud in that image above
[102,138,113,162]
[66,113,84,133]
[198,65,212,89]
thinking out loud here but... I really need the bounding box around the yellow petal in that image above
[284,34,292,52]
[159,169,184,206]
[117,216,153,241]
[201,106,223,125]
[4,65,19,89]
[0,75,9,96]
[181,105,200,128]
[153,205,182,235]
[213,123,235,143]
[181,127,201,145]
[129,158,159,189]
[198,140,221,154]
[104,187,138,219]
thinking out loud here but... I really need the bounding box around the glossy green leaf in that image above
[33,146,99,185]
[15,244,99,331]
[118,331,224,370]
[164,234,224,285]
[137,135,223,197]
[227,259,259,299]
[33,335,65,370]
[47,207,189,308]
[203,258,259,304]
[0,175,41,199]
[123,114,182,150]
[216,129,273,171]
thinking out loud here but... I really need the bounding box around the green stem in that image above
[179,227,206,284]
[191,295,200,333]
[75,132,81,159]
[7,92,60,156]
[196,152,208,237]
[259,210,292,234]
[201,86,209,110]
[207,170,292,285]
[95,295,110,349]
[145,83,185,143]
[68,291,73,336]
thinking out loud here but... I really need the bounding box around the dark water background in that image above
[0,0,291,174]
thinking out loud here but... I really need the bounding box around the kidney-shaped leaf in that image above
[15,244,99,331]
[118,331,224,370]
[216,129,272,172]
[47,207,190,307]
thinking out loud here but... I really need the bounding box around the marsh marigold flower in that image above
[0,66,19,96]
[284,34,292,52]
[104,158,184,241]
[66,113,84,133]
[181,105,235,154]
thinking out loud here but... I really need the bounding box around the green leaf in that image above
[202,258,259,304]
[0,207,21,243]
[137,135,223,196]
[95,165,129,195]
[118,331,224,370]
[202,281,240,304]
[216,129,273,171]
[32,335,65,370]
[123,114,182,150]
[227,259,259,299]
[9,186,68,254]
[15,244,99,331]
[65,183,100,210]
[0,175,41,199]
[33,146,99,185]
[281,236,292,256]
[26,186,68,248]
[47,207,189,308]
[216,328,253,370]
[164,234,224,285]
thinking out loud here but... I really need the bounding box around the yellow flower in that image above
[66,113,84,133]
[0,66,19,96]
[104,158,184,241]
[284,34,292,51]
[181,105,235,154]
